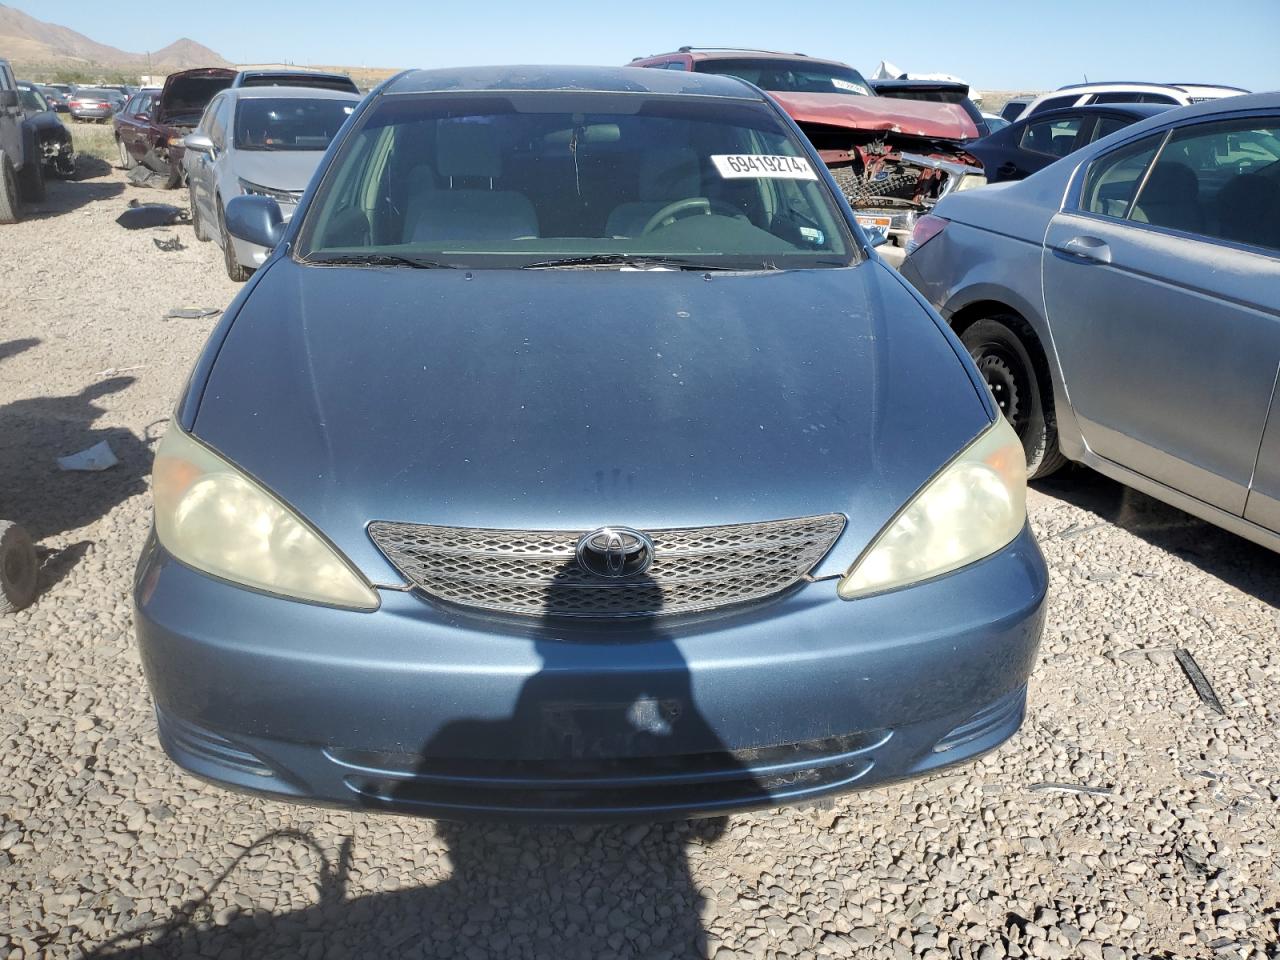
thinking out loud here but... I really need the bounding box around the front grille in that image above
[368,514,846,618]
[831,165,922,206]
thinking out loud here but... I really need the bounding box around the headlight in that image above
[838,418,1026,600]
[953,173,988,192]
[152,422,379,610]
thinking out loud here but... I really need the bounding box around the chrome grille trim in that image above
[368,514,846,618]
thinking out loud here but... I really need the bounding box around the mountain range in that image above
[0,3,230,71]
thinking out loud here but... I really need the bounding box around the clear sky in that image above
[23,0,1280,92]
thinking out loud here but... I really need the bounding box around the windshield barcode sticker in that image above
[711,154,818,180]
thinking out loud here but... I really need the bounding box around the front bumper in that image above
[134,525,1047,822]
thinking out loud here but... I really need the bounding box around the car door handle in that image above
[1059,235,1111,264]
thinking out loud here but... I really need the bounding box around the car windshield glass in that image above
[235,98,356,151]
[695,59,872,97]
[19,87,47,112]
[297,92,855,269]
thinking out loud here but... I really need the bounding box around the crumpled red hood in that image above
[770,91,979,142]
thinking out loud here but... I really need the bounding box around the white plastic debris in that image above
[57,440,119,472]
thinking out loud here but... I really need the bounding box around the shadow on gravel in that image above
[25,167,124,220]
[0,336,40,363]
[0,376,151,544]
[1035,466,1280,606]
[86,576,766,959]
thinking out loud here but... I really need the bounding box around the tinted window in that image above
[241,74,359,94]
[1019,116,1085,157]
[18,86,47,112]
[1091,116,1131,142]
[300,93,852,268]
[1081,133,1162,218]
[694,59,872,97]
[1140,119,1280,251]
[1091,91,1180,106]
[1029,94,1079,115]
[234,97,356,151]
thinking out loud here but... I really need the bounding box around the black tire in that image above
[218,200,251,282]
[959,315,1069,479]
[117,137,135,170]
[17,156,44,203]
[0,154,20,224]
[189,184,210,241]
[0,521,38,613]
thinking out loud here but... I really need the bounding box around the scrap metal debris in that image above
[57,440,119,472]
[125,166,173,189]
[1174,647,1226,715]
[117,201,187,230]
[1029,782,1112,797]
[163,307,222,321]
[153,236,186,252]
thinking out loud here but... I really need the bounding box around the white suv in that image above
[1016,82,1248,121]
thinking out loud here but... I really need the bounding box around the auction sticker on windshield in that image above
[712,155,818,180]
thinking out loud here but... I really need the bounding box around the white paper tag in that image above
[831,78,863,93]
[711,154,818,180]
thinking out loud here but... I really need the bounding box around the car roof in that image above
[384,65,763,100]
[638,47,853,69]
[1053,80,1250,94]
[225,85,361,101]
[237,69,351,80]
[1021,102,1173,122]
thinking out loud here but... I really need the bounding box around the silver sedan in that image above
[902,92,1280,552]
[182,86,360,281]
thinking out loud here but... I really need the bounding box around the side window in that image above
[206,96,228,149]
[1080,133,1162,218]
[1091,116,1129,142]
[665,61,689,70]
[1029,94,1079,115]
[1019,116,1085,157]
[1140,119,1280,251]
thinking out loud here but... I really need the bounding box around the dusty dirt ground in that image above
[0,164,1277,960]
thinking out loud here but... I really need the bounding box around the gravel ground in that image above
[1,164,1278,960]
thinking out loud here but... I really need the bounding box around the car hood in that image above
[157,68,235,125]
[771,91,979,141]
[193,260,991,580]
[229,149,327,193]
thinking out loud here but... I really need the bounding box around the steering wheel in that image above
[640,197,741,236]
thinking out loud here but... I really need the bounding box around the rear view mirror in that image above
[183,132,215,154]
[0,90,17,109]
[135,112,149,122]
[225,194,285,250]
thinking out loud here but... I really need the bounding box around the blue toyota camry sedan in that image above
[134,66,1047,821]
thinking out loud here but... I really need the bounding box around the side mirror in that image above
[864,225,890,248]
[0,90,17,109]
[225,194,285,250]
[183,132,215,153]
[135,111,149,122]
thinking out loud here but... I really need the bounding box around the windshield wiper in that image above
[520,254,745,271]
[304,253,455,269]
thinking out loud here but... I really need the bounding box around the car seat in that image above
[1130,161,1203,234]
[1214,173,1280,250]
[604,147,703,237]
[404,121,538,243]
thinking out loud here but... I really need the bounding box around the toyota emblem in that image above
[575,526,654,579]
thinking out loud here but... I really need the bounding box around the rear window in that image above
[241,74,360,94]
[298,92,854,269]
[234,98,356,151]
[694,59,872,97]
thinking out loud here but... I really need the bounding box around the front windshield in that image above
[234,98,356,151]
[19,87,47,112]
[298,93,854,269]
[696,59,872,97]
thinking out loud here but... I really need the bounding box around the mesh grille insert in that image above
[369,515,846,618]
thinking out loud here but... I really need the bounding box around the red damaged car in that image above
[629,48,987,259]
[114,67,234,187]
